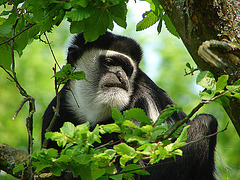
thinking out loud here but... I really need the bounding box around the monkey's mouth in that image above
[103,83,128,91]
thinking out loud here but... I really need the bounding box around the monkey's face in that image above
[71,49,137,111]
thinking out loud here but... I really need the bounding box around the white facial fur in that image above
[67,49,137,125]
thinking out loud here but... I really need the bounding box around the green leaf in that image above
[226,78,240,93]
[112,108,123,124]
[0,18,12,35]
[173,125,190,149]
[111,14,127,29]
[186,62,191,69]
[77,164,92,180]
[151,126,168,140]
[140,125,153,134]
[154,104,181,126]
[83,9,110,42]
[14,16,29,56]
[60,122,75,137]
[72,71,88,81]
[89,124,101,144]
[168,122,187,139]
[0,42,12,70]
[136,11,159,31]
[110,174,123,180]
[157,19,162,34]
[74,154,93,165]
[50,166,62,176]
[122,120,137,128]
[122,164,142,172]
[232,93,240,100]
[127,136,149,145]
[216,75,229,92]
[66,7,94,21]
[46,148,59,157]
[75,0,89,7]
[127,108,151,125]
[75,122,90,136]
[119,154,133,167]
[54,154,71,163]
[163,14,179,38]
[32,161,52,173]
[108,2,127,28]
[196,71,216,91]
[70,21,85,34]
[100,123,121,134]
[199,90,215,100]
[114,143,136,156]
[91,163,106,180]
[13,163,24,174]
[45,132,68,147]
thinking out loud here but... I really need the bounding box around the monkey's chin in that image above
[96,88,130,110]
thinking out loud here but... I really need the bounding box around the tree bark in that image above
[159,0,240,136]
[0,143,28,179]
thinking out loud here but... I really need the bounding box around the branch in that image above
[0,24,35,46]
[161,101,206,141]
[184,68,199,76]
[12,97,32,120]
[42,66,61,148]
[161,87,233,141]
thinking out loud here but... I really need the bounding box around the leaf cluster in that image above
[0,0,179,71]
[14,106,188,179]
[0,0,128,70]
[53,64,87,85]
[196,71,240,105]
[136,0,179,37]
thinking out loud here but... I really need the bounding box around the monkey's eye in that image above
[104,58,115,66]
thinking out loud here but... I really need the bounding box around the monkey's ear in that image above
[67,45,81,66]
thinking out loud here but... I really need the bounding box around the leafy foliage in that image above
[0,0,178,70]
[53,64,87,85]
[14,107,187,179]
[196,71,240,104]
[136,0,179,37]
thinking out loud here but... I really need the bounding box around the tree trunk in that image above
[159,0,240,136]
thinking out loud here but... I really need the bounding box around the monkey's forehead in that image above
[69,31,143,64]
[72,49,136,71]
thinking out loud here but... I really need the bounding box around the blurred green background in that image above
[0,1,239,179]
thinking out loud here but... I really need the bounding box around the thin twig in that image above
[43,33,61,69]
[184,68,199,76]
[42,65,61,148]
[185,122,229,146]
[12,97,32,120]
[161,84,239,141]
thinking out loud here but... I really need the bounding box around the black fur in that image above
[42,32,218,179]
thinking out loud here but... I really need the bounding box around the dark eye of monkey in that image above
[99,55,134,77]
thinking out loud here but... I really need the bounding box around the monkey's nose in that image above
[116,71,123,82]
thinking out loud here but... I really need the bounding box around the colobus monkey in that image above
[42,32,218,180]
